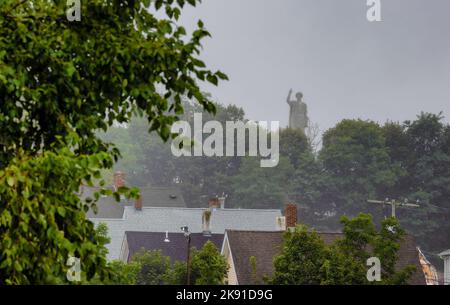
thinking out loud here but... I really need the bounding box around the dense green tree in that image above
[279,128,310,169]
[167,241,228,285]
[89,260,141,285]
[319,119,401,215]
[131,249,172,285]
[0,145,114,284]
[189,241,228,285]
[271,214,415,285]
[289,152,333,223]
[271,225,329,285]
[100,101,246,206]
[230,157,294,209]
[0,0,225,284]
[90,242,227,285]
[387,113,450,256]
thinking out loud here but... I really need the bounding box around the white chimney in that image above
[218,195,226,209]
[202,209,212,236]
[276,216,286,231]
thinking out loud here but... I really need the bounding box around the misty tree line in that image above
[101,102,450,267]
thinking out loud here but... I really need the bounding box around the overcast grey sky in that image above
[178,0,450,132]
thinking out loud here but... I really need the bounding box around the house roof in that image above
[224,230,427,285]
[83,186,186,219]
[439,249,450,257]
[91,207,282,260]
[139,187,185,208]
[225,230,283,285]
[124,231,224,263]
[81,187,126,219]
[418,247,439,285]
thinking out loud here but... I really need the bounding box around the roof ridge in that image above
[128,206,282,212]
[226,230,283,233]
[139,186,180,190]
[125,231,224,235]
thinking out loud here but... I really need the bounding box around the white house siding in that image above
[445,256,450,285]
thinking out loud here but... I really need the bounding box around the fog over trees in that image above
[102,102,450,270]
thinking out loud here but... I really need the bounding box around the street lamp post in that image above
[181,226,191,285]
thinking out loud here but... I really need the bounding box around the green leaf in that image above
[57,207,66,217]
[65,63,76,77]
[6,176,14,187]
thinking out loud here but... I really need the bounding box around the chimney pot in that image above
[285,203,298,229]
[135,196,142,211]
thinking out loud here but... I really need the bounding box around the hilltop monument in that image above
[286,89,308,131]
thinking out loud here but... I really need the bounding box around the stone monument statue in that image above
[286,89,308,130]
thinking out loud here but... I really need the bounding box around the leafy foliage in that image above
[230,157,294,209]
[312,114,450,263]
[189,241,228,285]
[0,146,113,284]
[132,249,172,285]
[0,0,226,284]
[270,225,329,285]
[89,260,141,285]
[166,241,228,285]
[111,241,227,285]
[319,120,401,214]
[271,214,416,285]
[0,0,226,164]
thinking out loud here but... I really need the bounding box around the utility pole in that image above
[181,226,191,285]
[367,198,420,218]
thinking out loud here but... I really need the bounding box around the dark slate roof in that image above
[139,187,185,208]
[225,230,426,285]
[124,231,224,263]
[83,186,186,219]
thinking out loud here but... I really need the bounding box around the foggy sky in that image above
[178,0,450,133]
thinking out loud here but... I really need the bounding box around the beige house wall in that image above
[221,234,239,285]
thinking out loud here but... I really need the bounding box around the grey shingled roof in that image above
[224,230,427,285]
[83,186,186,219]
[124,231,224,263]
[90,207,282,260]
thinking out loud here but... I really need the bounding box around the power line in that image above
[426,202,450,212]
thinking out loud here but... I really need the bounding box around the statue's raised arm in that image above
[286,89,293,104]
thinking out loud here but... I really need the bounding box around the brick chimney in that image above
[135,196,142,211]
[285,203,298,229]
[113,171,125,190]
[208,197,220,209]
